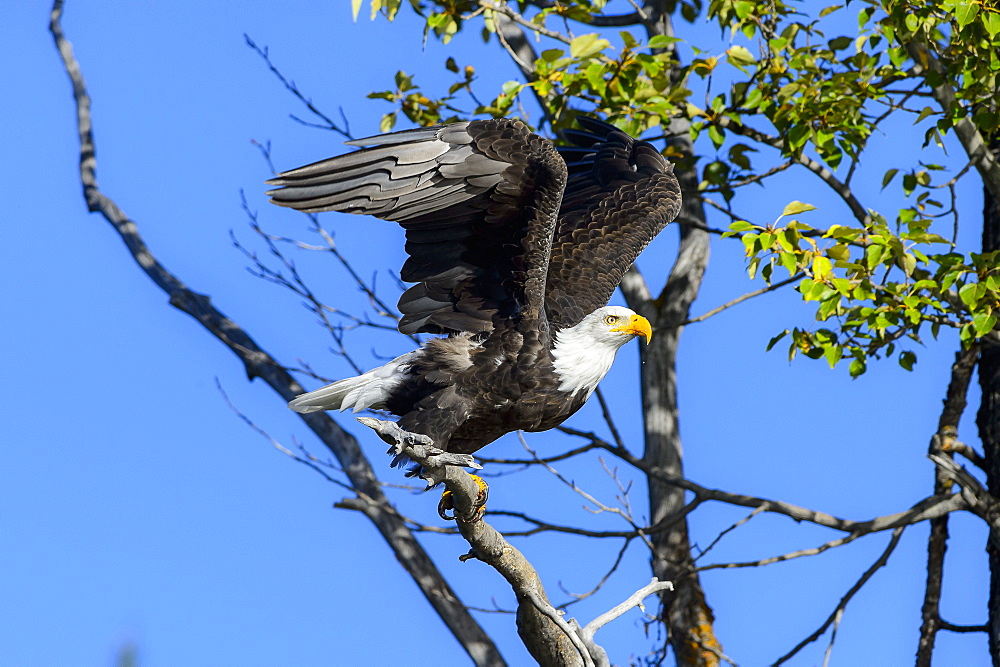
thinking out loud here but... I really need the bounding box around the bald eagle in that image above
[267,117,680,458]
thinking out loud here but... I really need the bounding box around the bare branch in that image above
[244,34,352,139]
[773,527,905,665]
[932,455,1000,551]
[487,510,636,538]
[580,578,673,641]
[479,440,605,466]
[684,273,804,325]
[558,538,635,607]
[480,1,572,45]
[594,388,626,450]
[940,620,989,634]
[559,426,971,536]
[698,532,865,572]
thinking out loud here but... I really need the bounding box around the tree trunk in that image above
[979,137,1000,667]
[625,110,716,661]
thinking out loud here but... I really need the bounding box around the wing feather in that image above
[545,118,682,328]
[267,118,566,335]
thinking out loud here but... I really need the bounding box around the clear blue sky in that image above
[1,2,989,665]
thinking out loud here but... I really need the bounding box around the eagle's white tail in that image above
[288,351,417,414]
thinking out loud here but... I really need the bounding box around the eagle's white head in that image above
[551,305,652,397]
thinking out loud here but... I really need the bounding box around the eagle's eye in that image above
[604,315,618,325]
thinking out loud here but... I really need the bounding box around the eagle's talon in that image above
[438,489,456,521]
[471,474,489,509]
[437,475,489,522]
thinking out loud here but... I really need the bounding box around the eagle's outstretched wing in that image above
[267,119,566,335]
[544,118,682,328]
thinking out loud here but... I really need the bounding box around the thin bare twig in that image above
[773,527,905,665]
[245,34,352,139]
[684,273,804,325]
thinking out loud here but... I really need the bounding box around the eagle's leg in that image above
[438,475,489,522]
[357,417,487,521]
[356,416,480,474]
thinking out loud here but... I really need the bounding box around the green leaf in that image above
[914,107,937,125]
[899,350,917,371]
[570,34,611,59]
[726,45,756,70]
[767,329,790,352]
[787,123,810,149]
[379,113,397,133]
[828,36,852,51]
[849,357,867,378]
[866,244,887,270]
[812,255,833,280]
[881,168,899,190]
[827,244,851,262]
[824,343,842,369]
[985,11,1000,38]
[959,282,981,309]
[780,251,799,276]
[352,0,363,21]
[954,2,979,28]
[708,124,725,148]
[648,35,681,48]
[729,220,755,232]
[780,201,818,218]
[394,70,413,91]
[974,312,997,336]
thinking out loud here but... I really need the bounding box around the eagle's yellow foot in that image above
[438,475,489,522]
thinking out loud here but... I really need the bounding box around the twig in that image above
[558,538,634,607]
[215,377,353,490]
[773,527,905,665]
[684,273,804,325]
[557,426,970,536]
[479,0,572,44]
[244,34,352,139]
[698,531,865,572]
[580,578,673,641]
[594,388,626,450]
[694,506,767,562]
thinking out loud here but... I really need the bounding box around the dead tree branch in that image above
[355,417,673,667]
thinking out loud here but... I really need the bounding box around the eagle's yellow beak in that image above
[610,314,653,344]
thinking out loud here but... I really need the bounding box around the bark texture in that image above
[624,117,715,662]
[979,137,1000,667]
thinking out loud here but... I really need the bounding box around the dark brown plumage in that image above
[268,117,680,456]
